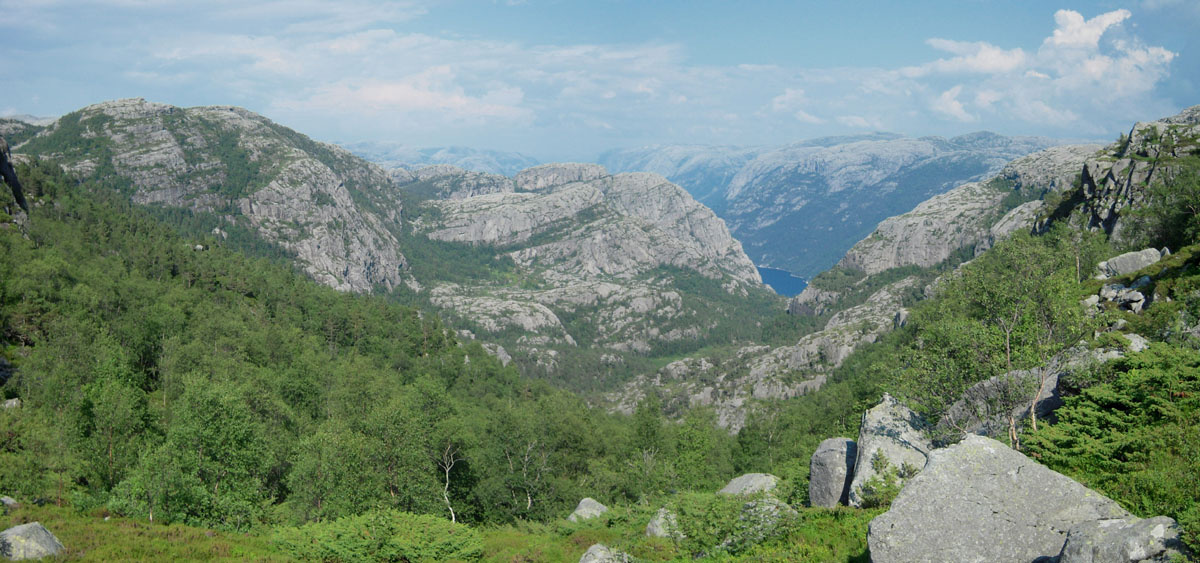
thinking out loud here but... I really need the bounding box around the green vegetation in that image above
[273,509,484,562]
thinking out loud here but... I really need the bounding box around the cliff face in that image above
[18,98,406,293]
[601,133,1061,277]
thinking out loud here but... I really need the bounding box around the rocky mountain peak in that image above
[514,163,608,192]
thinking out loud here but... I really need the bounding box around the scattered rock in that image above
[0,522,65,560]
[1,398,18,409]
[848,394,931,507]
[646,507,682,539]
[1096,248,1166,279]
[1058,516,1188,563]
[717,473,778,496]
[567,498,608,522]
[808,437,857,507]
[578,543,630,563]
[868,435,1131,563]
[0,496,16,512]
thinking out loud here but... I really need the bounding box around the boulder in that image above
[717,473,778,496]
[1096,248,1165,279]
[567,497,608,522]
[645,507,682,539]
[847,394,932,507]
[868,435,1131,563]
[1,398,18,409]
[0,496,16,513]
[578,543,630,563]
[808,437,856,507]
[0,522,65,560]
[1058,516,1188,563]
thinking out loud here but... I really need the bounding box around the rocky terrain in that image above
[11,99,778,382]
[601,133,1062,277]
[397,163,773,373]
[14,99,407,293]
[344,141,539,176]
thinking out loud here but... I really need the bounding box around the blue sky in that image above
[1,1,1197,161]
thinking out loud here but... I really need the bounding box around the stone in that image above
[578,543,630,563]
[1058,516,1187,563]
[847,394,932,507]
[0,522,65,560]
[808,437,857,507]
[0,496,16,511]
[1,398,19,409]
[1123,333,1150,353]
[868,435,1131,563]
[717,473,778,496]
[1097,248,1165,279]
[567,498,608,522]
[645,507,682,539]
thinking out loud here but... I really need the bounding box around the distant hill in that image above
[599,132,1064,277]
[341,142,539,176]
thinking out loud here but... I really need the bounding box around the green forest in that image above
[2,142,1199,561]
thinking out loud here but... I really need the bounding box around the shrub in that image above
[273,509,483,562]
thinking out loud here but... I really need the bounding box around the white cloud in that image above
[932,85,975,122]
[770,88,825,123]
[904,39,1026,76]
[836,115,882,129]
[1046,9,1130,49]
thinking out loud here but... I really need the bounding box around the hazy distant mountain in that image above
[599,132,1064,278]
[341,141,539,176]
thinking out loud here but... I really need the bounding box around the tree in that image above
[1128,156,1200,250]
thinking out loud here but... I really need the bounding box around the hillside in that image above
[600,133,1062,277]
[9,99,786,387]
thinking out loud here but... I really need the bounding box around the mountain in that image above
[599,133,1063,277]
[342,141,539,176]
[9,99,781,384]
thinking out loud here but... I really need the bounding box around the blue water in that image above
[757,266,807,297]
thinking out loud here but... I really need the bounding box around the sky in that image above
[1,0,1197,161]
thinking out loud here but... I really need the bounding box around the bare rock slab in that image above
[1059,516,1188,563]
[809,437,856,507]
[718,473,778,496]
[578,543,631,563]
[868,435,1131,563]
[568,497,608,522]
[848,393,931,507]
[0,522,65,560]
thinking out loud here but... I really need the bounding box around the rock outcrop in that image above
[1058,516,1188,563]
[868,435,1132,563]
[646,508,682,539]
[847,394,932,508]
[1096,248,1168,280]
[0,522,65,560]
[717,473,778,496]
[567,498,608,522]
[808,437,856,507]
[836,143,1099,277]
[578,543,631,563]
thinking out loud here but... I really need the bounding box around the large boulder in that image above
[646,507,682,539]
[567,498,608,522]
[1096,248,1167,279]
[1058,516,1188,563]
[808,437,856,507]
[717,473,777,496]
[578,543,630,563]
[847,394,932,507]
[0,522,65,560]
[868,435,1131,563]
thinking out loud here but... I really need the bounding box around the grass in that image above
[0,504,287,562]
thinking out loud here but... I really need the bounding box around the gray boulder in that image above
[1,398,18,409]
[868,435,1131,563]
[847,394,931,507]
[0,522,65,560]
[717,473,778,496]
[567,497,608,522]
[646,507,682,539]
[808,437,856,507]
[0,496,16,514]
[578,543,630,563]
[1096,248,1166,279]
[1059,516,1188,563]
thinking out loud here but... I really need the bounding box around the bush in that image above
[273,509,484,562]
[853,451,917,509]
